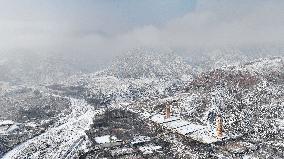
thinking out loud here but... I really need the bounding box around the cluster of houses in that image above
[93,134,162,158]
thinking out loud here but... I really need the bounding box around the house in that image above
[0,120,15,134]
[110,148,135,157]
[94,135,123,148]
[131,136,151,146]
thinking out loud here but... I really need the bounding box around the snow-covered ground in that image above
[2,98,103,159]
[150,114,205,134]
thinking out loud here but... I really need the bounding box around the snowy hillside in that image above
[1,52,284,158]
[103,49,192,79]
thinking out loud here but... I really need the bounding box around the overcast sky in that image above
[0,0,283,64]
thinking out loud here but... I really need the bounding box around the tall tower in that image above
[165,105,171,119]
[216,114,223,138]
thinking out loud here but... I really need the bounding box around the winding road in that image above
[2,97,104,159]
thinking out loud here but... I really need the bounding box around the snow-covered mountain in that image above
[1,51,284,158]
[103,49,192,79]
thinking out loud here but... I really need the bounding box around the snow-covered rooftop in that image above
[95,135,118,144]
[110,148,134,156]
[0,120,14,126]
[131,136,151,145]
[139,145,162,155]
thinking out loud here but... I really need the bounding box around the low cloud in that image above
[0,0,283,67]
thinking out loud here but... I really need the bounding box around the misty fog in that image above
[0,0,283,70]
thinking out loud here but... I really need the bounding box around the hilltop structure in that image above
[216,114,223,138]
[165,105,171,119]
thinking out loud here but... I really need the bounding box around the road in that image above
[2,97,104,159]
